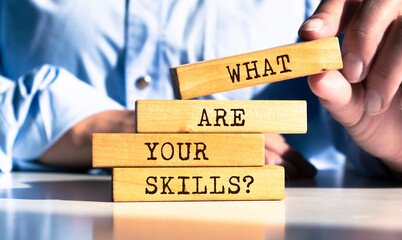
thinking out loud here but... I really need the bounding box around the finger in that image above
[308,70,365,127]
[299,0,361,40]
[265,149,299,178]
[363,16,402,115]
[264,133,286,150]
[264,133,316,177]
[342,0,400,83]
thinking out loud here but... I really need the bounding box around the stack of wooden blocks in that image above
[92,37,342,202]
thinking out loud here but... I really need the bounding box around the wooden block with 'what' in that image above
[170,37,342,99]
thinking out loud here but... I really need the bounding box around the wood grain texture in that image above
[170,37,342,99]
[93,133,265,167]
[136,100,306,133]
[113,166,284,202]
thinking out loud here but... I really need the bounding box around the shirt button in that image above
[135,76,152,90]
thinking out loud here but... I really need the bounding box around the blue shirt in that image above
[0,0,392,177]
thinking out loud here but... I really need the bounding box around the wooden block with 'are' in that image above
[92,133,265,167]
[135,100,306,133]
[170,37,343,99]
[113,166,284,202]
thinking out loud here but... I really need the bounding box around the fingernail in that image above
[364,88,383,115]
[342,53,363,83]
[300,18,324,31]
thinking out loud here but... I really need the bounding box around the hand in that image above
[39,110,135,168]
[264,133,317,178]
[299,0,402,171]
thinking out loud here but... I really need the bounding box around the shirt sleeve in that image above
[0,65,123,172]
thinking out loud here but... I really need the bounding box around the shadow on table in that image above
[286,169,402,188]
[0,179,112,202]
[0,211,114,240]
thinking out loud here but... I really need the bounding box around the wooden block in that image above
[113,166,284,202]
[170,37,342,99]
[136,100,306,133]
[93,133,265,167]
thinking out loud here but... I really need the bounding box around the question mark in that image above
[243,175,254,193]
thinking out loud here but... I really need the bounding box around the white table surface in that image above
[1,169,402,240]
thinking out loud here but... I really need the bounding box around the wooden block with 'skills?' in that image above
[136,100,306,133]
[113,166,284,202]
[92,133,265,167]
[170,37,343,99]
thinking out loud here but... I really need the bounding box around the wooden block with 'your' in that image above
[135,100,306,133]
[170,37,343,99]
[92,133,265,167]
[113,166,284,202]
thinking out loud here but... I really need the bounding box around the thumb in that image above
[298,0,361,40]
[308,70,365,128]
